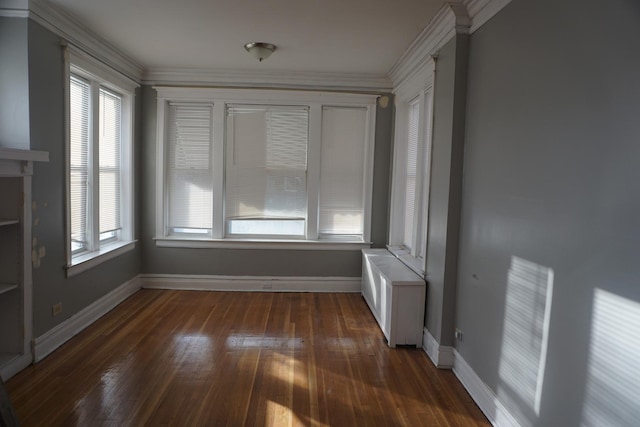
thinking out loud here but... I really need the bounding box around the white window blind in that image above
[319,107,367,238]
[225,105,308,237]
[69,75,90,253]
[167,103,213,234]
[416,90,433,260]
[99,88,122,241]
[403,99,420,249]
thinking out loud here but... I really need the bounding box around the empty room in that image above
[0,0,638,425]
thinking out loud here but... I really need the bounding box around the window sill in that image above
[154,238,371,251]
[387,245,426,278]
[66,240,137,277]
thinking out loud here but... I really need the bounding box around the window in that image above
[225,105,309,238]
[389,61,434,275]
[66,48,137,275]
[155,88,376,249]
[166,103,213,235]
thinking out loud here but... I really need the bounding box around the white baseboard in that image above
[422,327,455,368]
[140,274,361,293]
[0,354,32,381]
[33,275,141,363]
[453,349,521,427]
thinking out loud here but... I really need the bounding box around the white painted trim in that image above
[388,2,469,88]
[67,46,139,92]
[154,238,371,251]
[65,240,137,277]
[464,0,513,33]
[33,275,141,362]
[388,0,513,89]
[422,327,454,368]
[0,9,29,18]
[0,354,31,381]
[141,274,361,293]
[26,0,143,82]
[154,87,379,105]
[144,68,392,92]
[453,349,522,427]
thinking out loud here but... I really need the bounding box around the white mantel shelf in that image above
[0,147,49,162]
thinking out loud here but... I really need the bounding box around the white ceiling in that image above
[48,0,445,77]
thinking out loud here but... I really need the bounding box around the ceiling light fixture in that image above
[244,42,277,62]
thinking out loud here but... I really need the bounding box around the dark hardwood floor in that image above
[7,290,489,426]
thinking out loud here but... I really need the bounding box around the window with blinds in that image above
[389,80,434,274]
[67,61,134,265]
[319,107,367,239]
[99,88,122,242]
[403,99,420,249]
[69,75,90,253]
[156,88,376,245]
[225,105,308,237]
[167,103,213,235]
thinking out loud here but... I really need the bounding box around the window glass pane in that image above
[225,105,308,237]
[319,107,367,238]
[70,75,90,253]
[167,103,213,234]
[99,87,122,239]
[403,99,420,249]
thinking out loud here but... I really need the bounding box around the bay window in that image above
[155,88,376,248]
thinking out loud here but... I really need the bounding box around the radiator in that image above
[361,249,426,348]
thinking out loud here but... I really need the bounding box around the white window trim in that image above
[154,87,377,249]
[388,59,435,276]
[64,46,138,276]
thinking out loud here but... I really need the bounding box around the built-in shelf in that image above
[0,147,48,380]
[0,284,19,295]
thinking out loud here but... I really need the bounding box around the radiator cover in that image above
[361,249,426,348]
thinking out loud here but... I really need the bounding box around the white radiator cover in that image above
[361,249,426,347]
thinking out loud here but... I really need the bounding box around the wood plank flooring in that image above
[7,290,489,426]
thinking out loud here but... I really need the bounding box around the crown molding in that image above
[25,0,143,83]
[465,0,513,33]
[388,1,470,88]
[143,68,392,93]
[387,0,513,89]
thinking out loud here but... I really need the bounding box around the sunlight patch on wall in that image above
[581,289,640,426]
[497,257,554,425]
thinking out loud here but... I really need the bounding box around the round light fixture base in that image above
[244,42,277,62]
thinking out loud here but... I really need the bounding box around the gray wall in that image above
[140,86,393,278]
[0,17,30,149]
[456,0,640,425]
[27,20,141,337]
[424,35,468,345]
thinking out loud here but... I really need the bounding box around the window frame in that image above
[154,87,377,249]
[388,59,435,276]
[64,47,138,276]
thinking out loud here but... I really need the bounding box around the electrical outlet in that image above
[262,282,272,289]
[455,328,463,342]
[52,302,62,316]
